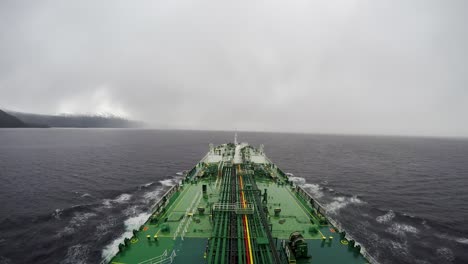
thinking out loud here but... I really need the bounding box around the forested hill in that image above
[0,110,29,127]
[2,110,144,128]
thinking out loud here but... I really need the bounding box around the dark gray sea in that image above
[0,129,467,264]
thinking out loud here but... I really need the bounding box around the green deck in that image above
[108,143,372,264]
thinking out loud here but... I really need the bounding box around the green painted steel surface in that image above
[108,143,372,264]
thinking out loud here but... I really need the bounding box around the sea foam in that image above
[103,193,132,208]
[376,210,395,224]
[386,223,419,237]
[303,183,324,198]
[160,179,174,187]
[327,195,364,213]
[101,212,151,262]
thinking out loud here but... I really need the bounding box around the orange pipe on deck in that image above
[239,165,254,264]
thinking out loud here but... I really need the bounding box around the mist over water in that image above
[0,129,467,263]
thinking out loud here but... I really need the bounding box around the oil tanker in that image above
[103,135,376,264]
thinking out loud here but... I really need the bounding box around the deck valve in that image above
[274,208,281,216]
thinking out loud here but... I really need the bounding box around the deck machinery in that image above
[105,140,377,264]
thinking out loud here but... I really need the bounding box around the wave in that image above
[160,179,175,187]
[376,210,395,224]
[73,191,93,199]
[95,215,117,238]
[123,205,144,217]
[114,193,132,202]
[80,193,92,198]
[436,247,455,262]
[288,176,306,185]
[456,237,468,245]
[286,176,324,198]
[51,204,98,221]
[435,233,468,245]
[53,208,64,220]
[60,244,90,264]
[103,193,132,208]
[286,176,366,211]
[326,195,365,214]
[302,183,324,198]
[101,200,111,208]
[142,182,154,188]
[101,212,151,263]
[143,188,163,202]
[58,212,97,237]
[388,240,410,258]
[386,223,419,237]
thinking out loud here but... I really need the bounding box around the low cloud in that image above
[0,0,467,136]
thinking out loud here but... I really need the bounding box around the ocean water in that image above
[0,129,467,264]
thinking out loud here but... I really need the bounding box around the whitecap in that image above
[101,212,151,262]
[288,176,306,185]
[376,210,395,224]
[349,195,364,204]
[326,195,364,214]
[327,198,348,213]
[176,171,184,176]
[435,233,468,245]
[142,182,154,188]
[386,223,418,237]
[102,199,112,208]
[456,238,468,245]
[52,208,63,220]
[143,188,163,201]
[302,183,323,198]
[114,194,132,203]
[80,193,92,198]
[103,193,132,208]
[160,179,174,187]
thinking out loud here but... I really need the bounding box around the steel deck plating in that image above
[106,140,375,264]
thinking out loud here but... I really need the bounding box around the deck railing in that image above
[150,183,179,213]
[137,250,177,264]
[100,154,208,264]
[173,191,202,240]
[295,184,380,264]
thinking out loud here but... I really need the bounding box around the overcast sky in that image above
[1,0,467,137]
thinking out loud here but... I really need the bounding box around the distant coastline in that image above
[0,109,144,128]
